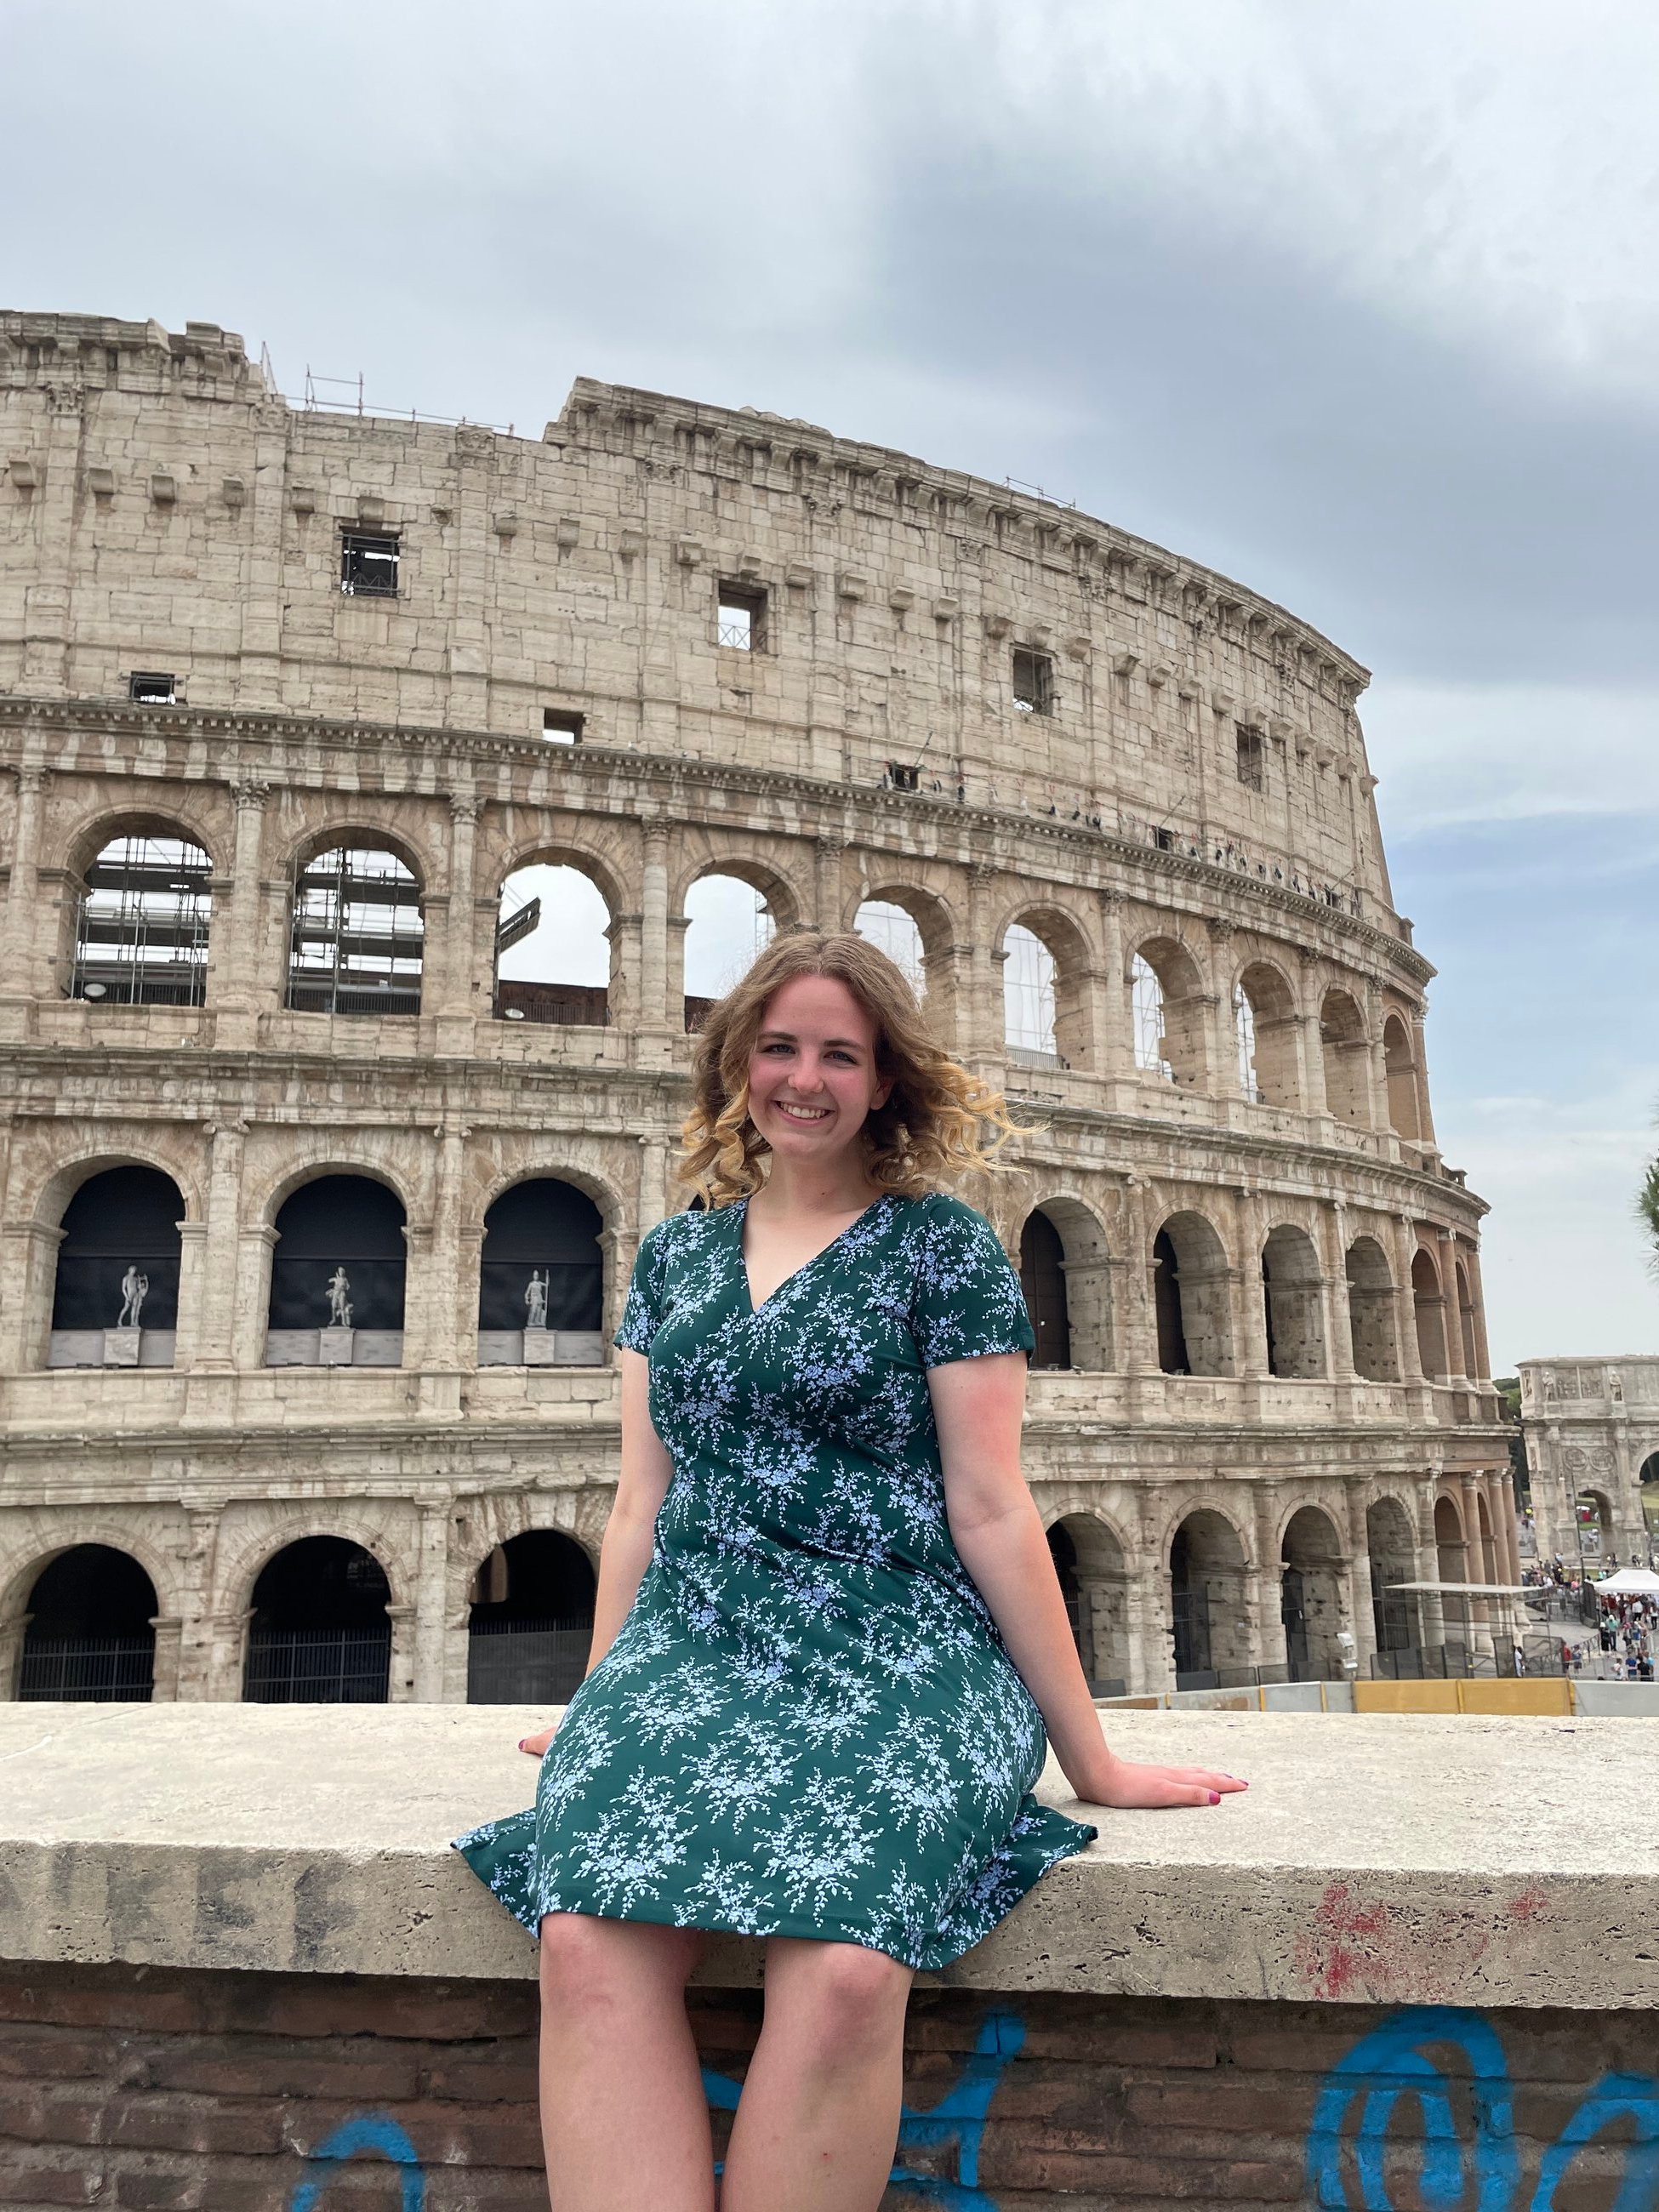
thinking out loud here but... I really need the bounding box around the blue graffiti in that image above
[1308,2007,1659,2212]
[702,2007,1024,2209]
[289,2113,425,2212]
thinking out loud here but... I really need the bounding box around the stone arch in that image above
[1411,1248,1447,1379]
[24,1144,206,1234]
[493,841,621,1030]
[242,1532,395,1705]
[63,812,217,1010]
[1320,989,1371,1126]
[1166,1505,1252,1682]
[1345,1234,1400,1382]
[1365,1494,1422,1656]
[1128,932,1208,1087]
[265,1171,409,1365]
[281,818,433,889]
[62,801,227,886]
[855,885,953,1006]
[0,1514,183,1630]
[285,832,425,1018]
[1455,1259,1479,1379]
[681,864,783,1018]
[14,1542,159,1701]
[1233,958,1300,1107]
[1434,1491,1466,1579]
[1044,1510,1129,1694]
[476,1175,607,1365]
[465,1527,598,1705]
[1151,1210,1234,1377]
[999,903,1094,1069]
[1279,1504,1345,1679]
[1019,1194,1113,1370]
[1261,1223,1327,1379]
[215,1509,413,1627]
[46,1164,187,1371]
[1383,1013,1421,1140]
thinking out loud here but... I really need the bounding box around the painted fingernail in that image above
[1207,1791,1221,1804]
[517,1739,530,1751]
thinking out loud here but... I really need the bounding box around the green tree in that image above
[1639,1154,1659,1276]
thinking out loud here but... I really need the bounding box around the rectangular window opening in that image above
[887,761,921,792]
[128,672,176,705]
[543,709,584,745]
[1152,824,1175,852]
[717,582,767,652]
[340,530,401,598]
[1012,647,1054,715]
[1236,725,1266,793]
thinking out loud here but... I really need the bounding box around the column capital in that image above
[231,778,271,813]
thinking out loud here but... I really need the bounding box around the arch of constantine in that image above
[0,309,1515,1705]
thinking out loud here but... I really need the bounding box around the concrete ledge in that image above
[2,1702,1654,2010]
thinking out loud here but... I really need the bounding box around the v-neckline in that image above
[737,1192,892,1317]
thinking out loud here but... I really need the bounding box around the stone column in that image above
[171,1506,224,1700]
[149,1615,185,1702]
[1235,1189,1271,1381]
[231,1224,279,1372]
[184,1121,248,1372]
[236,414,288,709]
[0,765,52,1029]
[1206,920,1240,1102]
[0,1220,65,1376]
[411,1501,453,1702]
[386,1602,418,1702]
[1464,1242,1494,1382]
[816,835,848,934]
[1096,888,1132,1088]
[1343,1482,1378,1679]
[208,782,272,1044]
[636,824,673,1065]
[638,1135,670,1237]
[1254,1485,1288,1671]
[407,1126,470,1374]
[434,797,480,1054]
[1321,1202,1358,1383]
[962,862,1000,1067]
[446,427,493,728]
[1391,1217,1426,1384]
[21,385,83,697]
[1411,1011,1440,1155]
[1297,955,1330,1120]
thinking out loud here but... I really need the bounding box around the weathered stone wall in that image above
[5,1963,1655,2212]
[1519,1355,1659,1568]
[0,312,1514,1701]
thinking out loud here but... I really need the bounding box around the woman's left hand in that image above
[1067,1753,1248,1810]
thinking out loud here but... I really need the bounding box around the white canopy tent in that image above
[1593,1567,1659,1597]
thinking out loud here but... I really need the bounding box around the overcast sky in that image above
[9,0,1657,1367]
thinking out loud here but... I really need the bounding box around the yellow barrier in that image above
[1353,1679,1574,1717]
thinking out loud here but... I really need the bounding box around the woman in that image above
[456,931,1246,2210]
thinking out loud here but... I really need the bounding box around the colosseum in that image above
[0,309,1517,1710]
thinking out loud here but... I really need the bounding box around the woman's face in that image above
[746,973,892,1172]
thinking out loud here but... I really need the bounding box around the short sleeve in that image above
[909,1198,1035,1371]
[613,1219,672,1354]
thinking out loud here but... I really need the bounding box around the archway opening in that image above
[1047,1515,1128,1696]
[494,862,613,1028]
[478,1178,605,1366]
[1434,1495,1472,1652]
[48,1165,185,1370]
[1280,1507,1344,1679]
[1154,1214,1233,1378]
[1320,990,1370,1126]
[684,873,774,1030]
[16,1544,157,1701]
[1132,955,1172,1080]
[1234,964,1298,1107]
[286,845,423,1016]
[467,1530,597,1705]
[1411,1249,1447,1379]
[243,1536,391,1703]
[265,1175,407,1368]
[1366,1497,1421,1659]
[1261,1224,1327,1380]
[1019,1209,1072,1370]
[1383,1014,1421,1140]
[854,899,926,995]
[1003,922,1060,1066]
[1132,938,1206,1088]
[1575,1488,1612,1570]
[71,829,212,1007]
[1169,1509,1250,1685]
[1345,1236,1400,1382]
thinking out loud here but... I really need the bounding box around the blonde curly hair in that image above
[678,930,1023,1208]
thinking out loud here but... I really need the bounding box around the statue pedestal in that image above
[103,1328,141,1367]
[522,1328,556,1366]
[318,1328,356,1366]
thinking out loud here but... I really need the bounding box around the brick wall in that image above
[1,1962,1654,2210]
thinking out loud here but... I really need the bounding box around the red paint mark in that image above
[1293,1884,1397,2000]
[1507,1884,1548,1924]
[1291,1882,1497,2004]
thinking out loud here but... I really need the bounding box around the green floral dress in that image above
[453,1189,1096,1970]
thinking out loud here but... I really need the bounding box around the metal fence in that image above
[1173,1658,1325,1693]
[17,1633,154,1701]
[467,1620,590,1706]
[1371,1638,1565,1681]
[244,1627,391,1703]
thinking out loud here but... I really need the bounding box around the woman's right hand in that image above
[517,1725,557,1758]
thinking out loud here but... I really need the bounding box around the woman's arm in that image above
[519,1347,673,1759]
[932,1352,1246,1811]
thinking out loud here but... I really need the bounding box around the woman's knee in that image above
[538,1912,698,2014]
[770,1941,912,2053]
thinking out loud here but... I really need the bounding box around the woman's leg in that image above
[721,1937,913,2212]
[537,1912,714,2212]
